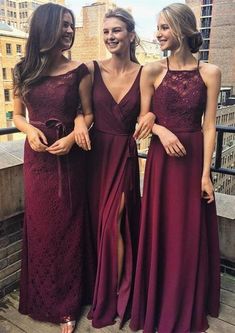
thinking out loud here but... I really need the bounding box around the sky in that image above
[65,0,184,39]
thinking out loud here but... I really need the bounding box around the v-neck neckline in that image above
[95,61,142,105]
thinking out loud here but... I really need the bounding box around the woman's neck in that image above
[107,53,134,73]
[169,46,197,70]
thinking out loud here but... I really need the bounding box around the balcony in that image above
[0,127,235,332]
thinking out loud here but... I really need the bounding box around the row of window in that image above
[7,9,16,17]
[6,43,22,54]
[19,11,27,18]
[19,1,28,9]
[7,1,16,8]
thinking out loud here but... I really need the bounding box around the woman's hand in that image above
[46,136,73,155]
[26,125,48,152]
[134,112,156,140]
[74,115,91,151]
[201,176,214,203]
[153,124,186,157]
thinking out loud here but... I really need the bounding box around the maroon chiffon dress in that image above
[130,58,220,333]
[19,64,90,324]
[87,61,142,328]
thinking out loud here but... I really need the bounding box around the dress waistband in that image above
[30,118,73,209]
[93,127,134,137]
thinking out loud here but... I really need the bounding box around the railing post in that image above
[215,130,223,169]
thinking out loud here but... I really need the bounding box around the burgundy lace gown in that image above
[19,64,90,324]
[87,61,141,328]
[130,59,220,333]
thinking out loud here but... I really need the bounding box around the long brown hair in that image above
[13,3,75,98]
[160,3,203,53]
[104,7,140,63]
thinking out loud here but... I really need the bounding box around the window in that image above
[6,111,13,120]
[201,39,210,50]
[201,28,211,39]
[202,0,213,4]
[2,68,6,79]
[200,50,209,61]
[16,44,22,53]
[201,6,212,17]
[201,17,211,28]
[6,43,12,54]
[4,89,10,101]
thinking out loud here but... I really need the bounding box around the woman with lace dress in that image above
[13,4,92,333]
[130,3,221,333]
[74,8,154,329]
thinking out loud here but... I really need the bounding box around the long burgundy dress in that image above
[87,61,142,328]
[130,58,220,333]
[19,64,90,324]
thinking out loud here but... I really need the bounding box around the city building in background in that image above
[71,0,161,64]
[0,22,27,138]
[186,0,235,90]
[0,0,65,31]
[186,0,235,195]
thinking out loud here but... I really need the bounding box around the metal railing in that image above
[0,125,235,176]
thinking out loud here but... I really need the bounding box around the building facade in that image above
[186,0,235,195]
[71,1,161,64]
[186,0,235,92]
[0,22,27,133]
[0,0,65,31]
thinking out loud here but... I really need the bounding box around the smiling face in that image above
[156,14,179,52]
[57,11,74,51]
[103,17,134,56]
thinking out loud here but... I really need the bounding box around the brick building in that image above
[186,0,235,195]
[71,1,161,64]
[186,0,235,92]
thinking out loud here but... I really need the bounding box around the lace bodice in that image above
[153,61,207,132]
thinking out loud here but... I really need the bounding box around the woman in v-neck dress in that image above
[130,3,221,333]
[74,7,154,329]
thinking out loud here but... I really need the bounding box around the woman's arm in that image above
[48,73,93,155]
[74,62,94,150]
[13,96,48,152]
[133,63,157,140]
[201,63,221,203]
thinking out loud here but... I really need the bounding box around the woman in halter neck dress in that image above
[130,3,221,333]
[13,4,92,333]
[74,7,154,329]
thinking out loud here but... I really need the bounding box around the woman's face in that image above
[57,12,74,51]
[103,17,134,55]
[156,14,178,51]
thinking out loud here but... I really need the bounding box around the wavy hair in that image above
[13,3,75,97]
[104,7,140,63]
[160,3,203,53]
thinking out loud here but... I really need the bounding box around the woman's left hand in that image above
[201,176,214,203]
[46,136,73,155]
[134,112,156,140]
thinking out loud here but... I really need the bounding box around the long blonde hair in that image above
[160,3,202,53]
